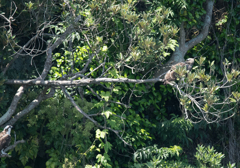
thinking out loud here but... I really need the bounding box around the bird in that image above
[0,125,12,156]
[164,58,195,85]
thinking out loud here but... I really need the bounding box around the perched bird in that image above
[164,58,195,85]
[0,125,12,156]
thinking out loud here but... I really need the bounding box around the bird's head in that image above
[185,58,195,65]
[3,125,12,135]
[4,125,12,130]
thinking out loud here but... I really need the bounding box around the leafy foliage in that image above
[195,145,225,168]
[0,0,240,167]
[134,145,182,163]
[154,115,193,147]
[12,97,96,167]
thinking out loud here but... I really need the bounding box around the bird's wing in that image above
[170,62,186,70]
[164,69,176,85]
[0,134,11,151]
[0,131,5,139]
[186,64,193,71]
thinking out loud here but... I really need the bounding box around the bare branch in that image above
[0,86,25,126]
[5,78,164,86]
[0,15,82,126]
[4,87,55,126]
[185,0,214,50]
[0,140,25,158]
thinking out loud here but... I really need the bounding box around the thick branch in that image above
[0,86,25,126]
[4,88,55,126]
[179,22,186,48]
[0,15,82,126]
[154,0,214,78]
[185,0,214,50]
[5,78,164,86]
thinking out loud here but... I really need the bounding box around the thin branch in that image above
[72,48,101,78]
[87,85,131,108]
[3,34,39,75]
[62,87,132,147]
[71,62,105,81]
[0,139,25,158]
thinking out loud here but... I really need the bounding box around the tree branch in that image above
[62,87,132,147]
[179,22,186,48]
[4,87,55,126]
[0,140,25,158]
[185,0,214,50]
[0,15,82,126]
[5,78,164,86]
[0,86,25,126]
[154,0,214,78]
[87,85,131,108]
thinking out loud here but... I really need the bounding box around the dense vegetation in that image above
[0,0,239,167]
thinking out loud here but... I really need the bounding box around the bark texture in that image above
[154,0,214,79]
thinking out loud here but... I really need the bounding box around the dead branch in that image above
[5,78,163,86]
[0,140,25,158]
[0,14,82,126]
[0,86,26,126]
[4,88,55,126]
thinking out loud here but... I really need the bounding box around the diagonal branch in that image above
[185,0,214,50]
[0,86,25,126]
[38,15,82,80]
[0,15,82,126]
[0,140,25,158]
[0,132,25,158]
[4,87,55,126]
[62,87,132,147]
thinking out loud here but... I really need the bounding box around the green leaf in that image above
[102,110,112,119]
[100,91,111,101]
[104,141,112,153]
[96,129,108,139]
[102,45,108,51]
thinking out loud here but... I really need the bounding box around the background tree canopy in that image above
[0,0,239,167]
